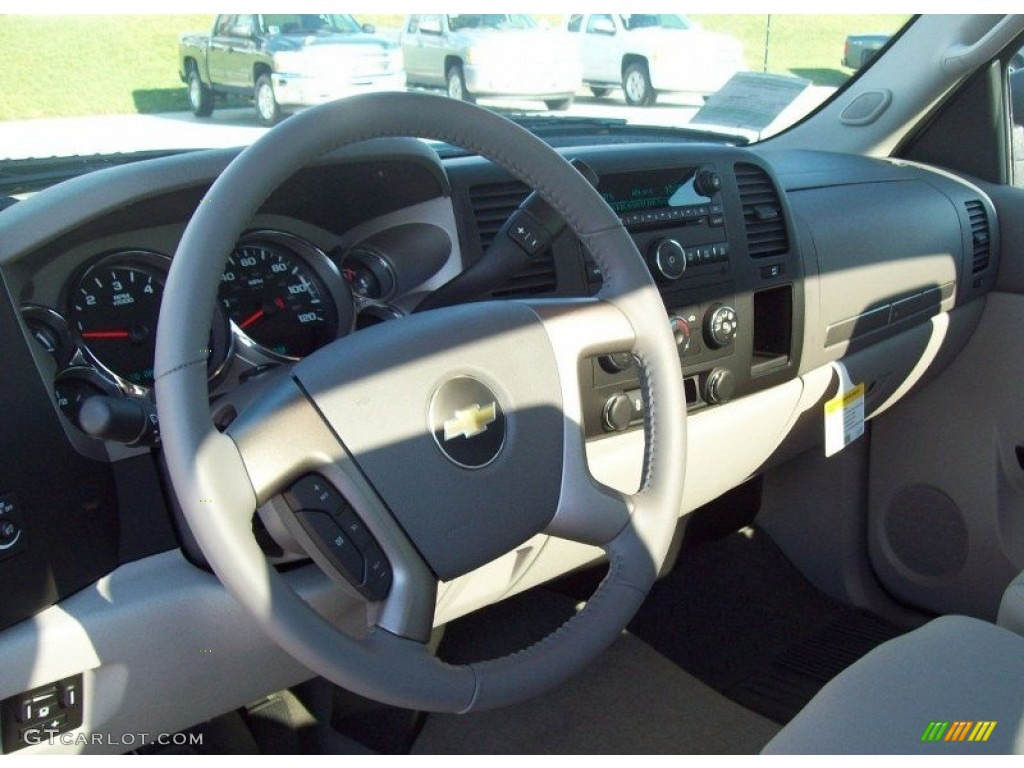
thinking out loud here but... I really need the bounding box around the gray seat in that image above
[763,615,1024,754]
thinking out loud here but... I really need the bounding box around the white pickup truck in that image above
[566,14,745,106]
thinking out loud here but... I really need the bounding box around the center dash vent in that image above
[965,200,990,274]
[467,180,557,298]
[735,163,789,259]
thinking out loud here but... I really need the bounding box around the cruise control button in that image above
[507,212,544,255]
[295,510,365,585]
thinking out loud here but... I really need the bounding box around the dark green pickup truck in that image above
[179,14,405,125]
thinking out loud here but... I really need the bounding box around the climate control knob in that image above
[648,239,686,281]
[705,304,738,349]
[668,315,692,352]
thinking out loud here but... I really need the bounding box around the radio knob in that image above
[668,315,691,351]
[649,239,686,281]
[602,393,634,433]
[705,304,738,349]
[695,169,723,197]
[704,368,735,405]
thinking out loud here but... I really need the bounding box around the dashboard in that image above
[0,131,1001,752]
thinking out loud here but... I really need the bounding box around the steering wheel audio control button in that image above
[295,510,366,586]
[284,474,389,598]
[285,474,346,516]
[335,507,372,549]
[361,543,393,601]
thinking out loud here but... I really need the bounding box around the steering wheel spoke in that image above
[223,372,437,642]
[521,298,636,544]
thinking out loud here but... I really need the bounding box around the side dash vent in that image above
[467,180,557,297]
[965,200,990,274]
[736,163,789,259]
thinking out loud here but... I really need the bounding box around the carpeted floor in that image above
[622,528,916,723]
[414,590,780,754]
[413,526,920,754]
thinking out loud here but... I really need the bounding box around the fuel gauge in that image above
[21,305,75,368]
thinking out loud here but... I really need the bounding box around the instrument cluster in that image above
[20,225,448,445]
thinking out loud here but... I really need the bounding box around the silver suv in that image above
[400,14,581,110]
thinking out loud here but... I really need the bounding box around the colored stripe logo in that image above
[921,721,996,742]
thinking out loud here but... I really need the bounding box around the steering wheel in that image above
[154,92,686,713]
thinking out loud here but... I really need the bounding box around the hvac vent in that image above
[965,200,990,274]
[467,180,557,297]
[735,163,789,259]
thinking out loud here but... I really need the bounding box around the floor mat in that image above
[416,590,780,754]
[619,527,917,724]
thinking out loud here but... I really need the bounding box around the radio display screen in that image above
[599,168,711,214]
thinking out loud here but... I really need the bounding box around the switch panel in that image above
[1,674,83,753]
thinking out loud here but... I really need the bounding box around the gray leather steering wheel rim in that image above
[154,92,686,713]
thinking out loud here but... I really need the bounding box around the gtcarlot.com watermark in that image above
[24,729,202,748]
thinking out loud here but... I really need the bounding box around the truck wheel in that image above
[255,73,282,126]
[187,68,214,117]
[446,64,475,103]
[544,97,574,111]
[623,61,656,107]
[589,86,612,98]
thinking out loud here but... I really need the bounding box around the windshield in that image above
[448,14,536,32]
[621,15,692,31]
[0,13,913,165]
[261,14,362,36]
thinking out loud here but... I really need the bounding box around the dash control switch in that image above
[0,493,27,563]
[1,674,83,753]
[283,474,393,601]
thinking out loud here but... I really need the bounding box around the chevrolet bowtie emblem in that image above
[444,402,497,441]
[430,377,505,468]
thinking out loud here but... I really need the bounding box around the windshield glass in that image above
[621,15,692,31]
[261,14,362,36]
[0,13,913,164]
[448,14,536,32]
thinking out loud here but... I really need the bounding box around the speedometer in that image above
[219,232,349,359]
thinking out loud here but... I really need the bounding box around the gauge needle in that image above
[239,298,285,329]
[81,330,130,339]
[239,309,265,329]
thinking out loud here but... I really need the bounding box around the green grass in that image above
[694,15,910,86]
[0,14,910,121]
[0,15,215,119]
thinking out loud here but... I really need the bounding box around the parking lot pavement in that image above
[0,86,831,161]
[0,92,710,161]
[0,109,266,161]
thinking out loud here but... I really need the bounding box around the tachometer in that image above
[219,232,350,359]
[67,250,231,389]
[68,252,167,387]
